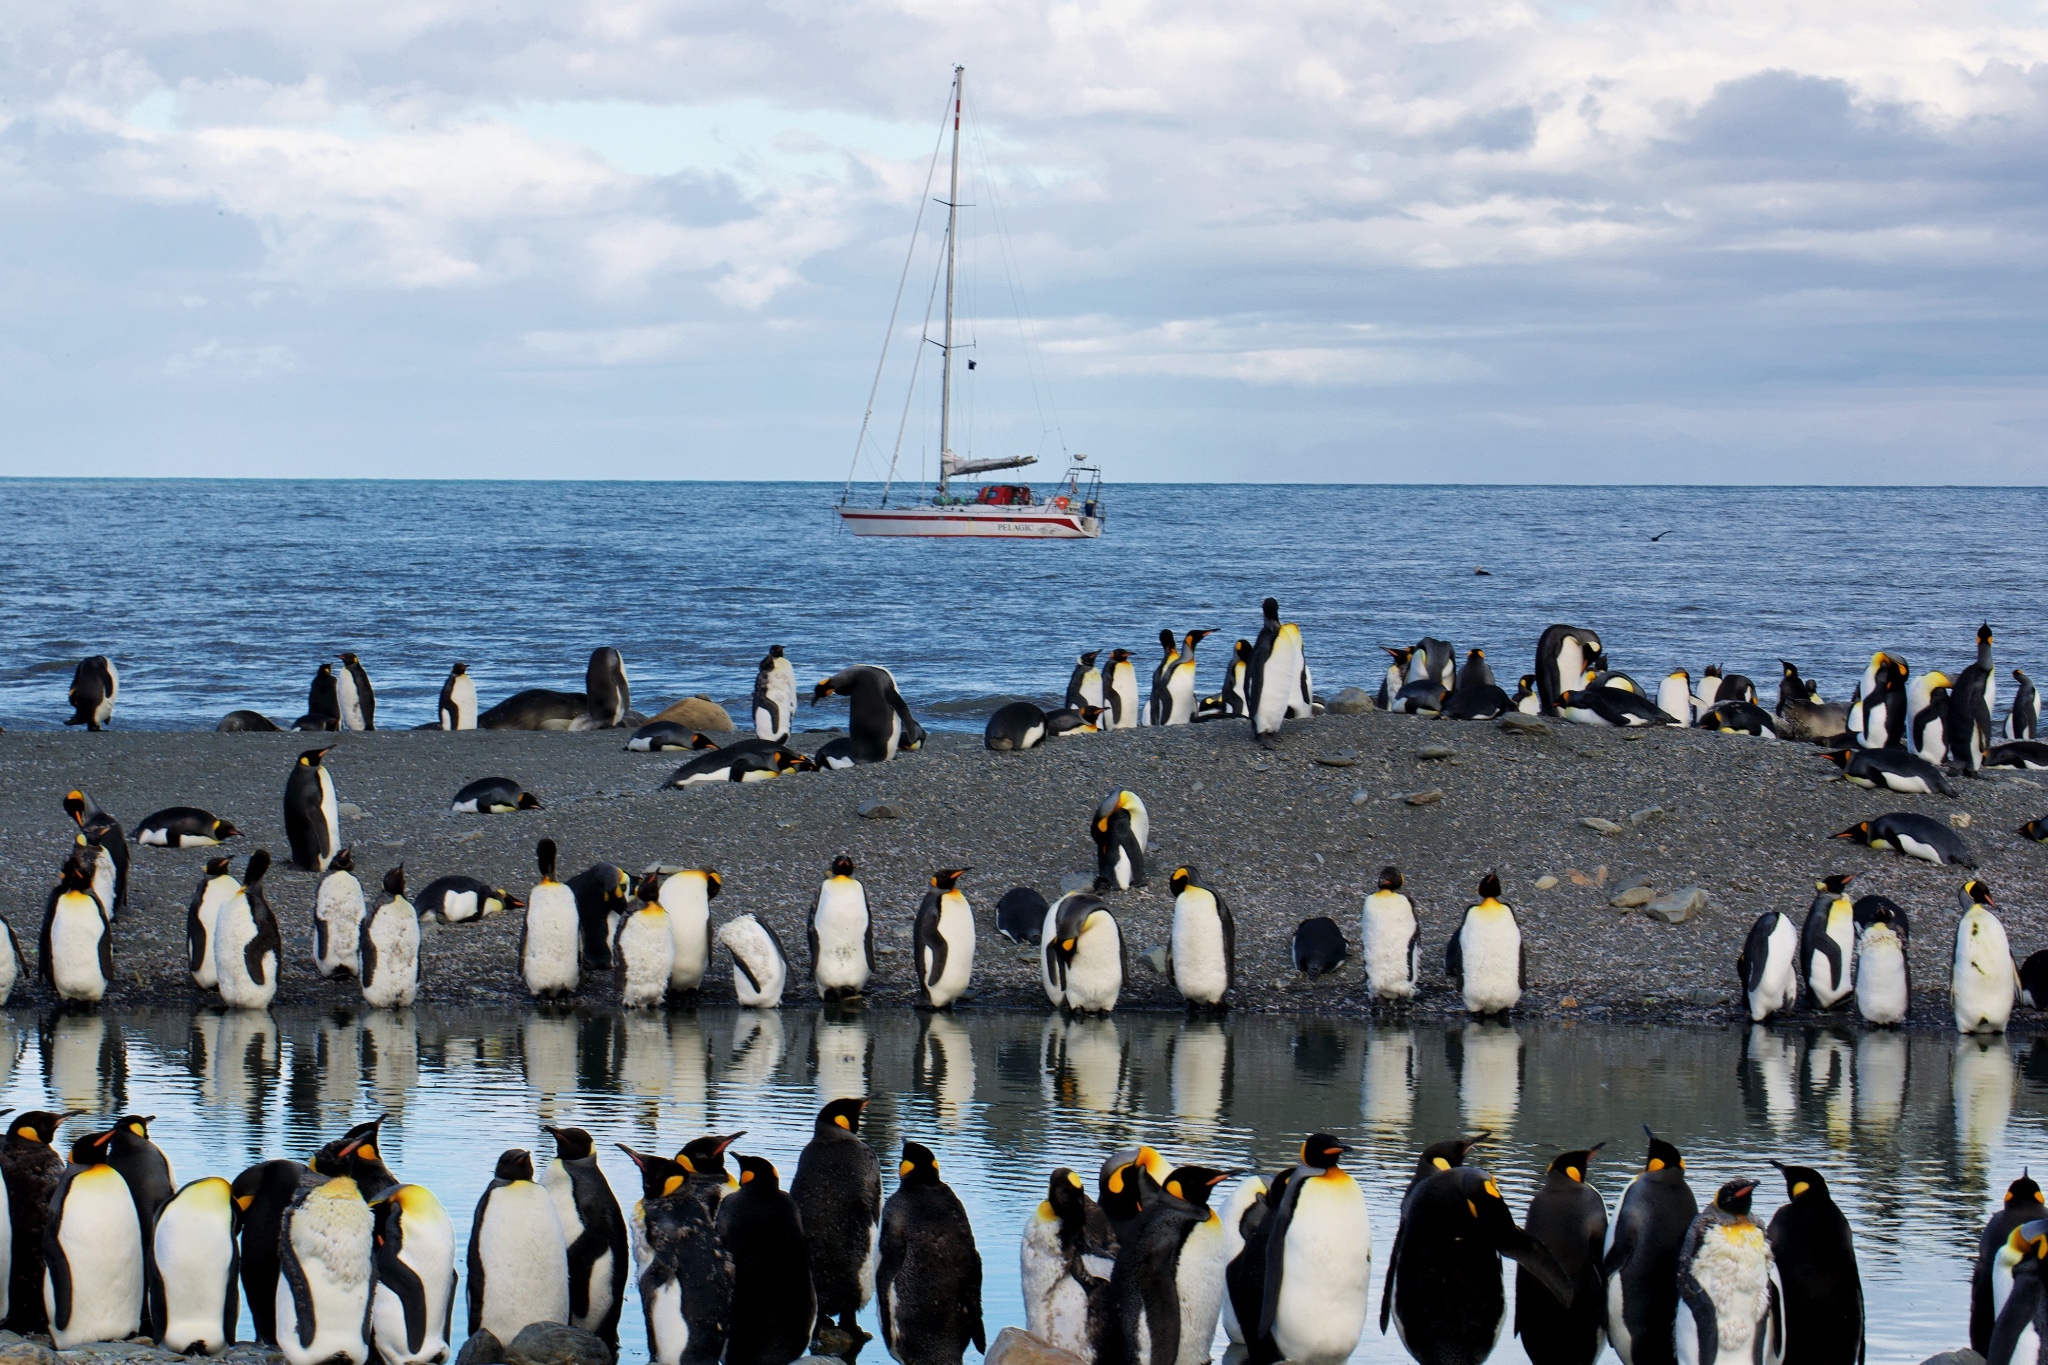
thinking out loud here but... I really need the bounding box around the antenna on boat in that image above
[937,65,964,502]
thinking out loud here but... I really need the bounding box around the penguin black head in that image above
[1780,660,1801,682]
[690,732,720,750]
[516,792,544,810]
[210,818,242,840]
[382,866,406,898]
[1830,821,1873,847]
[1476,872,1502,901]
[1169,865,1201,895]
[242,849,271,886]
[1378,866,1404,892]
[616,1144,692,1200]
[634,872,662,904]
[897,1142,941,1186]
[1261,597,1280,622]
[451,662,467,676]
[932,868,971,892]
[63,790,89,827]
[764,644,785,664]
[703,868,723,900]
[544,1126,597,1161]
[57,856,93,894]
[816,1097,867,1136]
[330,847,355,874]
[2019,820,2048,843]
[296,746,335,768]
[1045,1167,1090,1221]
[1819,750,1851,770]
[1100,1145,1166,1213]
[1770,1160,1829,1201]
[70,1127,117,1166]
[339,652,359,666]
[1109,648,1130,664]
[119,1114,155,1140]
[536,839,559,882]
[1162,1165,1238,1210]
[1853,895,1908,933]
[831,855,856,879]
[1158,628,1176,653]
[1413,1131,1489,1179]
[1383,646,1413,665]
[1982,623,1996,646]
[312,1115,390,1180]
[1965,879,1997,908]
[1711,1178,1758,1216]
[1548,1144,1603,1181]
[493,1149,535,1183]
[1184,629,1215,652]
[1078,650,1099,666]
[1298,1134,1350,1170]
[734,1153,781,1190]
[1816,872,1855,895]
[2006,1170,2046,1208]
[1640,1125,1684,1174]
[677,1131,744,1177]
[9,1110,78,1146]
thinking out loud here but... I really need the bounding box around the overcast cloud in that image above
[2,0,2044,482]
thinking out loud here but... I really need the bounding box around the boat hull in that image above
[836,505,1101,539]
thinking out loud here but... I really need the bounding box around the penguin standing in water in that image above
[1446,873,1523,1016]
[717,915,790,1008]
[914,868,976,1010]
[153,1175,240,1356]
[44,1126,144,1347]
[1518,1147,1609,1365]
[814,666,923,761]
[466,1149,570,1344]
[1091,789,1149,891]
[1147,630,1181,726]
[359,867,421,1009]
[1162,631,1215,725]
[657,868,720,995]
[616,878,676,1009]
[1250,1137,1371,1365]
[64,791,129,921]
[1955,879,2018,1034]
[1951,623,1999,775]
[791,1099,881,1347]
[1168,865,1234,1008]
[1976,1174,2048,1354]
[541,1127,628,1349]
[583,647,631,729]
[1764,1163,1860,1365]
[5,1110,74,1335]
[2008,669,2039,741]
[753,646,798,743]
[1021,1168,1115,1362]
[335,653,376,731]
[1800,874,1857,1010]
[275,1155,378,1365]
[65,656,118,730]
[522,840,582,1000]
[619,1145,733,1365]
[1603,1129,1699,1365]
[230,1159,315,1346]
[109,1114,175,1336]
[1363,867,1419,1002]
[40,855,112,1004]
[719,1155,816,1365]
[1110,1164,1235,1365]
[314,849,365,980]
[1103,650,1142,730]
[1381,1160,1572,1365]
[1673,1180,1784,1365]
[1247,598,1309,740]
[369,1181,457,1365]
[1066,652,1104,711]
[811,856,874,1002]
[1853,897,1910,1026]
[1736,907,1800,1023]
[214,851,281,1011]
[439,662,477,730]
[1042,893,1124,1014]
[284,746,341,873]
[878,1144,985,1365]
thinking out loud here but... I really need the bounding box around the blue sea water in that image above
[2,480,2042,731]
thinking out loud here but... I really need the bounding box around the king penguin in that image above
[753,645,798,743]
[466,1149,569,1344]
[1852,896,1909,1026]
[63,791,128,920]
[1673,1180,1784,1365]
[618,1142,733,1365]
[716,914,789,1008]
[2009,669,2039,742]
[657,868,720,995]
[790,1098,882,1344]
[541,1126,629,1349]
[1800,874,1857,1010]
[1363,867,1419,1002]
[1251,1136,1371,1365]
[1517,1147,1609,1365]
[44,1126,144,1348]
[1168,865,1234,1008]
[1950,623,1998,775]
[719,1154,817,1365]
[1162,630,1215,725]
[369,1180,457,1365]
[214,851,281,1010]
[439,662,477,730]
[108,1114,175,1334]
[4,1109,74,1336]
[914,868,976,1010]
[1103,650,1142,730]
[1446,872,1523,1016]
[1067,652,1104,712]
[65,656,118,731]
[877,1142,983,1365]
[811,856,874,1002]
[1976,1173,2048,1354]
[1147,630,1180,726]
[1247,598,1309,740]
[1764,1163,1860,1365]
[284,746,341,873]
[335,653,376,731]
[521,840,582,1000]
[312,848,365,979]
[39,854,112,1004]
[1091,789,1149,891]
[1955,878,2018,1034]
[1042,893,1124,1014]
[1110,1164,1234,1365]
[1603,1128,1699,1365]
[1021,1168,1115,1363]
[230,1158,314,1346]
[359,866,421,1009]
[275,1131,378,1365]
[152,1175,240,1356]
[1736,907,1799,1024]
[582,647,631,729]
[812,666,922,762]
[616,877,676,1009]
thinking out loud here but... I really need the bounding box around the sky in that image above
[2,0,2045,483]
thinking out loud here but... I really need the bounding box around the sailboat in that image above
[836,67,1105,539]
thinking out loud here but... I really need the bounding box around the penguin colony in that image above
[0,1103,1928,1365]
[19,615,2048,1028]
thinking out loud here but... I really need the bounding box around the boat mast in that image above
[937,65,963,500]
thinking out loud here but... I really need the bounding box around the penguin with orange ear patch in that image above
[1111,1162,1237,1365]
[717,1154,814,1365]
[878,1141,984,1365]
[1517,1146,1608,1365]
[1250,1136,1370,1365]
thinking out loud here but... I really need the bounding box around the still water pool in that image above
[5,1006,2036,1363]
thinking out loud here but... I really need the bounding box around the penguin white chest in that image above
[316,873,365,977]
[189,876,237,988]
[213,895,273,1008]
[475,1184,570,1342]
[317,769,340,863]
[814,883,872,993]
[1855,926,1907,1025]
[1253,627,1305,735]
[1274,1175,1372,1364]
[658,876,712,989]
[155,1179,238,1354]
[277,1181,375,1365]
[617,907,675,1007]
[1675,1224,1775,1365]
[371,1192,456,1365]
[1362,891,1417,999]
[1954,909,2016,1033]
[522,886,582,995]
[1064,915,1123,1013]
[1458,905,1522,1013]
[1170,889,1230,1005]
[1750,915,1800,1020]
[924,895,975,1007]
[46,1167,142,1346]
[1808,906,1856,1005]
[447,675,477,730]
[362,901,421,1008]
[47,894,109,1001]
[1170,1216,1229,1365]
[1020,1211,1092,1354]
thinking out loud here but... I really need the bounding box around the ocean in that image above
[3,480,2040,732]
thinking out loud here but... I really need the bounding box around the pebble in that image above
[776,819,797,829]
[1325,688,1374,715]
[1533,875,1559,890]
[1417,744,1456,762]
[1610,886,1656,908]
[1918,1352,1986,1365]
[454,830,484,843]
[1402,789,1444,806]
[1643,887,1709,923]
[1952,812,1973,829]
[0,1342,60,1365]
[1139,945,1171,975]
[1350,789,1371,806]
[1628,807,1667,826]
[1058,872,1094,894]
[1580,817,1625,835]
[1316,752,1359,767]
[339,802,365,819]
[1499,715,1548,736]
[858,800,902,820]
[503,1324,612,1365]
[984,1327,1092,1365]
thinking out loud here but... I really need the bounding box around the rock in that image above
[809,1330,858,1360]
[1499,715,1548,736]
[1610,886,1656,909]
[1616,873,1654,892]
[1684,987,1722,1005]
[503,1323,612,1365]
[858,800,902,820]
[338,802,365,819]
[1580,817,1625,835]
[1325,688,1374,715]
[454,1333,505,1365]
[1919,1353,1985,1365]
[650,696,735,732]
[1139,945,1172,975]
[1058,873,1094,894]
[1533,875,1559,890]
[1316,752,1359,767]
[1952,812,1973,829]
[776,819,797,829]
[1643,887,1708,924]
[1628,807,1667,826]
[1349,789,1371,806]
[0,1345,59,1365]
[1559,996,1579,1009]
[984,1328,1091,1365]
[1402,789,1444,806]
[220,1347,287,1365]
[1417,744,1456,761]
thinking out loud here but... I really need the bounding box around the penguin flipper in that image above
[1218,891,1236,996]
[1254,1171,1303,1347]
[1125,1214,1185,1365]
[1378,1209,1406,1333]
[806,914,820,984]
[863,894,876,978]
[917,895,948,992]
[1988,1269,2047,1365]
[876,1200,907,1353]
[466,1186,493,1336]
[278,1216,321,1348]
[1444,912,1466,985]
[45,1173,75,1329]
[377,1227,431,1353]
[96,915,113,984]
[1675,1260,1718,1365]
[38,888,57,988]
[360,923,379,995]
